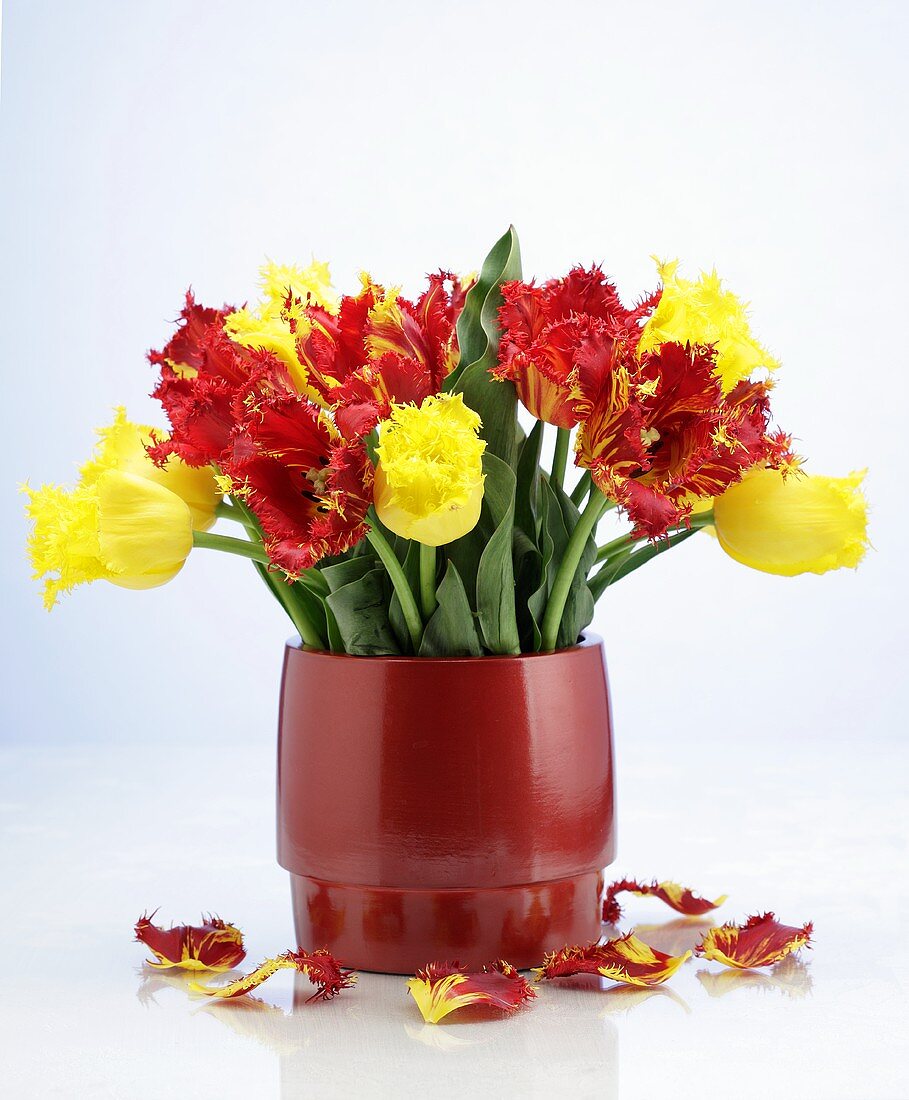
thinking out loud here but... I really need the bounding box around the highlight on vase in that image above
[23,228,869,655]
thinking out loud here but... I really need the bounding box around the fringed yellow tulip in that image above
[711,466,868,576]
[80,407,220,531]
[224,260,338,396]
[638,259,780,392]
[23,471,193,608]
[374,393,486,546]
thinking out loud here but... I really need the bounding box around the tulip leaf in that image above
[514,419,544,542]
[513,526,542,652]
[447,226,522,468]
[446,224,522,391]
[475,453,521,655]
[320,556,377,592]
[325,567,402,656]
[419,561,483,657]
[552,481,596,648]
[527,476,596,649]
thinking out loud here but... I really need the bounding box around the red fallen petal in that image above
[191,948,357,1001]
[407,960,536,1024]
[536,933,691,988]
[135,912,246,972]
[695,912,813,969]
[603,878,727,923]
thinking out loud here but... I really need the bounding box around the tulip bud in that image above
[374,393,485,546]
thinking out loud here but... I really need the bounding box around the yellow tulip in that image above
[224,260,338,398]
[711,466,868,576]
[80,407,220,531]
[638,259,780,392]
[374,393,486,546]
[23,470,193,608]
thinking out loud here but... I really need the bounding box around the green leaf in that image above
[513,526,542,652]
[419,561,483,657]
[446,225,523,391]
[514,419,543,542]
[525,476,596,649]
[475,453,520,654]
[551,481,596,648]
[325,567,402,656]
[446,226,522,468]
[319,555,377,593]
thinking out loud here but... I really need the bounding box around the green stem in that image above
[540,491,609,652]
[419,542,438,621]
[253,561,324,649]
[365,512,423,652]
[551,427,571,489]
[193,530,271,564]
[569,470,592,507]
[590,526,702,599]
[198,503,325,649]
[595,531,633,565]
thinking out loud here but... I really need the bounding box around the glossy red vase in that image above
[277,632,615,973]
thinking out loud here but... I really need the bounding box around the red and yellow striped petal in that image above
[190,948,356,1001]
[134,912,246,972]
[407,960,536,1024]
[695,913,813,969]
[536,933,691,988]
[603,878,727,924]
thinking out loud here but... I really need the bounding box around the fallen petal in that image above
[191,948,357,1001]
[695,912,813,969]
[134,911,245,972]
[536,933,691,988]
[407,960,536,1024]
[603,878,727,924]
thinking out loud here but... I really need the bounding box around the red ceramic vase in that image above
[277,631,615,973]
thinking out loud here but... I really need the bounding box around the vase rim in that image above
[286,630,603,664]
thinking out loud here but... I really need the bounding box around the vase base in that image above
[289,870,605,974]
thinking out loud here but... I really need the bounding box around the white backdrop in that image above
[2,0,905,756]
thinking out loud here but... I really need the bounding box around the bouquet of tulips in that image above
[23,228,868,655]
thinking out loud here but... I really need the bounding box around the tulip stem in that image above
[365,513,423,652]
[219,491,326,649]
[589,525,704,599]
[419,543,437,620]
[193,531,272,564]
[540,490,609,652]
[215,500,254,528]
[551,427,571,489]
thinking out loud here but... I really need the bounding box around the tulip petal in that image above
[134,912,246,972]
[603,877,727,924]
[536,934,691,988]
[190,948,356,1001]
[695,912,813,969]
[407,960,536,1024]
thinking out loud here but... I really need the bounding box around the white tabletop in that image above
[2,731,906,1100]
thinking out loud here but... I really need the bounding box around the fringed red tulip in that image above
[221,393,373,575]
[134,912,246,972]
[603,878,727,924]
[407,960,536,1024]
[695,913,813,969]
[536,933,691,988]
[190,948,357,1001]
[494,266,656,429]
